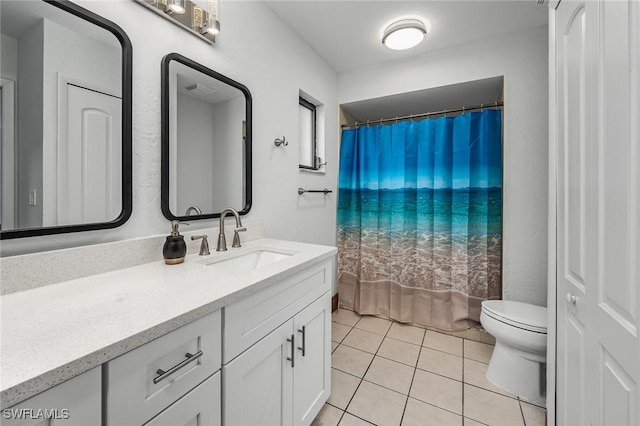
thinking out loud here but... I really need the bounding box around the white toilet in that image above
[480,300,547,406]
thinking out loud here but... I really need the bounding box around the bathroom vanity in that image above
[0,238,335,426]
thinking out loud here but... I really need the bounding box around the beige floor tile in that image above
[417,347,462,381]
[409,369,462,415]
[364,356,415,395]
[312,403,343,426]
[332,341,339,353]
[377,337,421,367]
[333,322,352,343]
[338,413,373,426]
[347,381,407,426]
[342,328,384,354]
[464,340,494,363]
[387,322,426,345]
[464,384,524,426]
[463,418,486,426]
[423,331,463,356]
[332,345,375,378]
[402,397,463,426]
[333,309,362,327]
[463,358,515,398]
[354,316,393,335]
[521,401,546,426]
[328,368,361,410]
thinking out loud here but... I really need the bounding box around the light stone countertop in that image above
[0,238,337,408]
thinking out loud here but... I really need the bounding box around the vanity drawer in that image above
[105,310,221,426]
[223,259,331,363]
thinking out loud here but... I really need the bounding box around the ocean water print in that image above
[337,110,503,327]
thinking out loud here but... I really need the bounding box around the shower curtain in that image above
[337,109,502,331]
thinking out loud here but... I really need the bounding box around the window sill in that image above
[299,167,326,175]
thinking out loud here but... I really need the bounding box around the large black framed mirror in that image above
[0,0,133,239]
[161,53,252,221]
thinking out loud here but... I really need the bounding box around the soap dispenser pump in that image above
[163,220,187,265]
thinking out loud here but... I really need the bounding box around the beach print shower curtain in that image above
[337,109,502,331]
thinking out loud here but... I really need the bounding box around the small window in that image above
[298,97,317,169]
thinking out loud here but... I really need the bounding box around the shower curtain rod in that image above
[341,101,504,129]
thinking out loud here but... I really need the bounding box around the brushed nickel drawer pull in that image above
[287,335,295,368]
[153,350,203,384]
[297,326,306,356]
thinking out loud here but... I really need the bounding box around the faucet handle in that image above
[191,235,210,256]
[232,227,246,248]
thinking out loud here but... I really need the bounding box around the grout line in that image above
[518,399,527,426]
[462,337,466,419]
[398,329,425,425]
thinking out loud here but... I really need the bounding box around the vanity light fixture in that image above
[165,0,186,15]
[382,18,427,50]
[201,0,220,40]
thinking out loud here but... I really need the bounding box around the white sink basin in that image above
[197,247,293,272]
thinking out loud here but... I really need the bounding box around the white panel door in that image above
[556,2,597,423]
[223,319,294,426]
[58,83,121,226]
[555,0,640,425]
[293,294,331,426]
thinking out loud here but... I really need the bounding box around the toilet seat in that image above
[481,300,547,334]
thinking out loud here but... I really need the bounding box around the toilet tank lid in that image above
[481,300,547,331]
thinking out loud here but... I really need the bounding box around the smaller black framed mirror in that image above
[161,53,252,221]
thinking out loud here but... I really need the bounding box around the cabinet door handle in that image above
[297,326,306,356]
[153,351,203,384]
[287,335,295,368]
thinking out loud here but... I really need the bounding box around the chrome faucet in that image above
[217,208,247,251]
[185,206,203,216]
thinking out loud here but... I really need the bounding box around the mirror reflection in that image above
[0,0,131,238]
[162,53,252,220]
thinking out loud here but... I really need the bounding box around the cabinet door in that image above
[144,372,220,426]
[223,320,294,426]
[2,367,100,426]
[293,293,331,426]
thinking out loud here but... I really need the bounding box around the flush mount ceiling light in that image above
[382,18,427,50]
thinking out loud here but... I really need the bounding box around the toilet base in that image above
[485,341,547,407]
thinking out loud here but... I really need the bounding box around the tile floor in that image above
[312,309,546,426]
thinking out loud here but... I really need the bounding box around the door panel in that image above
[57,83,121,226]
[293,294,330,426]
[556,2,596,423]
[555,0,640,424]
[223,319,294,426]
[600,348,634,426]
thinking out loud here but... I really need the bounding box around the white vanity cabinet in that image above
[223,259,332,426]
[1,367,101,426]
[105,310,222,426]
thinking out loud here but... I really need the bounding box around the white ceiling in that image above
[265,0,548,74]
[341,76,504,122]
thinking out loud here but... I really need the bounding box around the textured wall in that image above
[338,26,549,306]
[1,0,338,256]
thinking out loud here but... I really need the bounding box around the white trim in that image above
[1,78,16,230]
[547,6,558,426]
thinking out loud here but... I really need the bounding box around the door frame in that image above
[547,2,560,425]
[0,78,16,230]
[53,73,121,226]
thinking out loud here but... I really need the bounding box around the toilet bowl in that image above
[480,300,547,406]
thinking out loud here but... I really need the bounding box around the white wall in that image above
[16,22,44,230]
[1,1,338,257]
[338,27,549,306]
[210,96,244,211]
[1,34,18,81]
[42,18,121,227]
[176,93,216,214]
